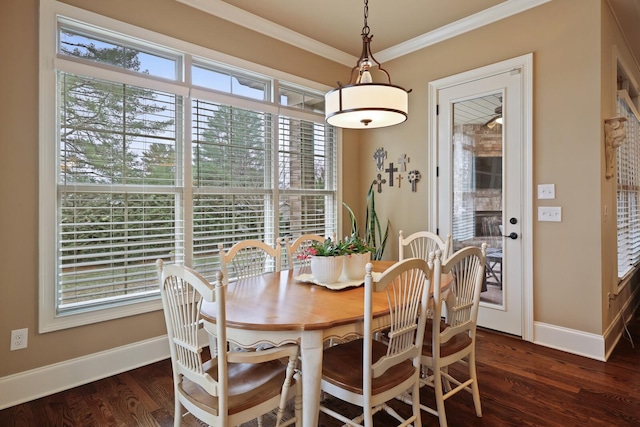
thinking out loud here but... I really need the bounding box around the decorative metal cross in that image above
[407,170,421,192]
[397,154,410,172]
[373,147,387,171]
[373,173,387,193]
[397,174,403,188]
[385,162,398,186]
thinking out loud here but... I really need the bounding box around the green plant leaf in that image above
[342,202,358,237]
[343,183,390,261]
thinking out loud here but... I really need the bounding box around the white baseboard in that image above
[0,335,170,410]
[533,287,640,362]
[533,321,606,361]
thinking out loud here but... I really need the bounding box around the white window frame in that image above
[39,0,339,332]
[616,89,640,282]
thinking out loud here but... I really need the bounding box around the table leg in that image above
[300,330,323,427]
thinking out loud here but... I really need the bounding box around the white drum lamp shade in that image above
[324,0,410,130]
[325,83,408,129]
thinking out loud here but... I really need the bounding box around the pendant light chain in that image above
[362,0,370,36]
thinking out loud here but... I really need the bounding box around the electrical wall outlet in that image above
[10,328,28,351]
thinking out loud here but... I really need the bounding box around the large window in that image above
[616,89,640,280]
[40,3,337,331]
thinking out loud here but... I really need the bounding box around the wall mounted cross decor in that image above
[373,147,387,171]
[373,173,387,193]
[367,147,419,194]
[407,170,421,192]
[397,154,410,172]
[385,162,398,186]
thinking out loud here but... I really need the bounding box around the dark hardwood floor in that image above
[3,314,640,427]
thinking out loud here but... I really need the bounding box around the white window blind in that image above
[191,100,275,277]
[616,90,640,278]
[278,115,338,235]
[57,71,182,312]
[44,9,337,326]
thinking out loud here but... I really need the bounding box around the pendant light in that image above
[325,0,411,129]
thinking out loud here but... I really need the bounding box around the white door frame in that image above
[427,53,533,342]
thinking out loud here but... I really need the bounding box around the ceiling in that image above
[218,0,506,58]
[179,0,640,123]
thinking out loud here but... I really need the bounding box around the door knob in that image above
[503,232,518,240]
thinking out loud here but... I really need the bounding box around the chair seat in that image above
[181,359,290,415]
[422,319,472,358]
[322,338,415,395]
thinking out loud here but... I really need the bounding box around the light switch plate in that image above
[538,206,561,222]
[538,184,555,199]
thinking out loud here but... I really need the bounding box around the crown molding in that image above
[177,0,551,66]
[377,0,552,63]
[176,0,354,65]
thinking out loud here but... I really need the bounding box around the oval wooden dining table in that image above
[200,260,449,427]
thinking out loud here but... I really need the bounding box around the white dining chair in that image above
[157,260,301,427]
[418,244,487,427]
[318,258,432,426]
[218,239,281,284]
[399,229,452,262]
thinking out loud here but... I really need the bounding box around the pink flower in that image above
[297,247,318,260]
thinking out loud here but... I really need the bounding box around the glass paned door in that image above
[436,69,523,336]
[451,94,504,306]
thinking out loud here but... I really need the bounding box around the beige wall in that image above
[1,0,639,380]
